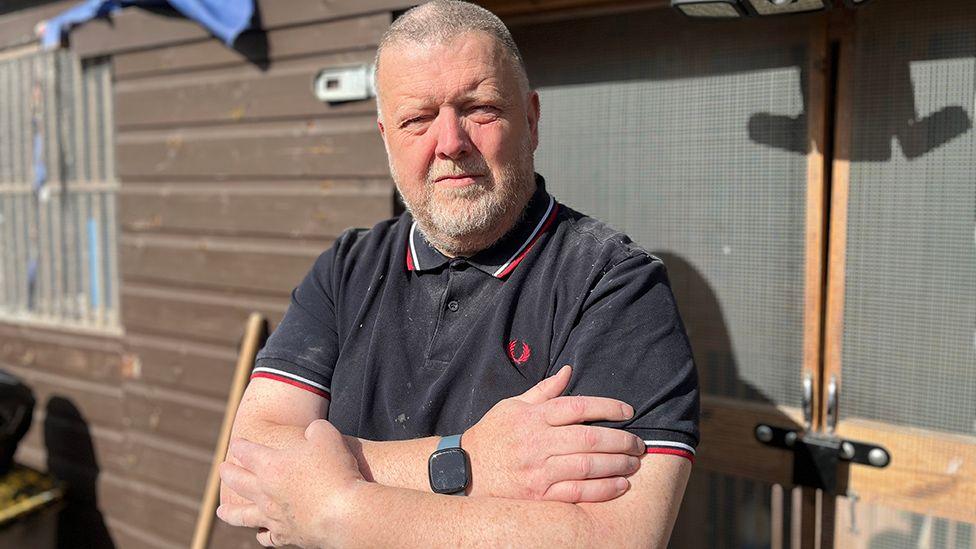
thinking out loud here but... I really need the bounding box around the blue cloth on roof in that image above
[42,0,253,49]
[41,0,123,48]
[168,0,254,47]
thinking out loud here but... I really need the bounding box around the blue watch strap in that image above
[437,434,462,451]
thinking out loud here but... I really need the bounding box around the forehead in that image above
[377,32,519,109]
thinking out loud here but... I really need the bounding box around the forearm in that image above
[234,418,307,450]
[342,435,439,491]
[228,419,440,495]
[329,454,691,549]
[336,483,601,549]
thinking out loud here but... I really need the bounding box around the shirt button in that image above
[447,300,460,312]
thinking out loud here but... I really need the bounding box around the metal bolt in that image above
[867,448,889,467]
[840,441,855,460]
[784,431,798,448]
[755,425,773,443]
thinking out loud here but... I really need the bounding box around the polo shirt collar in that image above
[405,174,560,279]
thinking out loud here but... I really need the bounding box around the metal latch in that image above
[753,375,890,494]
[754,424,891,494]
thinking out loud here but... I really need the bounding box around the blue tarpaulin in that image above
[41,0,254,49]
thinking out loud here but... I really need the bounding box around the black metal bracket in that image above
[754,423,891,494]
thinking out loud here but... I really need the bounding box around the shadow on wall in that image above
[748,1,973,160]
[229,0,269,71]
[44,397,114,549]
[658,252,803,549]
[748,57,972,159]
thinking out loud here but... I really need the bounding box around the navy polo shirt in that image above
[252,176,700,461]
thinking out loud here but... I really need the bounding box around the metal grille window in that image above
[0,49,119,332]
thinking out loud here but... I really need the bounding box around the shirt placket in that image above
[424,260,474,367]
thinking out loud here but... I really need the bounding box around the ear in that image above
[527,91,540,152]
[377,118,390,154]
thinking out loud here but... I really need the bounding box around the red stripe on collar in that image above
[405,241,415,271]
[494,203,560,279]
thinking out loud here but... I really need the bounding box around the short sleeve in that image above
[554,253,700,462]
[252,244,342,400]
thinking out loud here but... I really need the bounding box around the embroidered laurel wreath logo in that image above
[507,339,531,365]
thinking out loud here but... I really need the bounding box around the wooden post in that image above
[190,312,267,549]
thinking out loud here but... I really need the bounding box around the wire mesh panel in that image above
[833,497,975,549]
[0,48,119,331]
[672,471,792,549]
[833,0,976,539]
[513,9,812,409]
[840,0,976,438]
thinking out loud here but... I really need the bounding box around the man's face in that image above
[376,32,540,247]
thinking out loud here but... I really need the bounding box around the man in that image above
[217,1,699,547]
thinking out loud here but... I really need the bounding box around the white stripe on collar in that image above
[492,195,555,278]
[409,221,420,270]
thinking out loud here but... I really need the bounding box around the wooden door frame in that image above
[821,6,976,526]
[798,12,835,549]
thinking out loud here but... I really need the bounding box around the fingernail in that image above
[215,505,223,519]
[616,478,629,492]
[621,404,634,419]
[628,456,640,469]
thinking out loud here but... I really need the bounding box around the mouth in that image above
[434,174,483,187]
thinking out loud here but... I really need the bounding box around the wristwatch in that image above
[428,434,470,495]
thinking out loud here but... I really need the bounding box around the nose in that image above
[433,108,472,161]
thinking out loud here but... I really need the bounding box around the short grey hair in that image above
[373,1,530,117]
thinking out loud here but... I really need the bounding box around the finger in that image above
[256,528,282,548]
[544,453,641,484]
[519,365,572,404]
[228,437,274,472]
[220,475,254,507]
[218,461,264,503]
[542,395,635,426]
[543,477,631,503]
[549,425,646,456]
[216,503,268,529]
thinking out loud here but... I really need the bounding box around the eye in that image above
[399,114,432,130]
[467,105,501,123]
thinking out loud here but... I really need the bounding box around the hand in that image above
[220,422,308,508]
[463,365,645,502]
[216,420,364,548]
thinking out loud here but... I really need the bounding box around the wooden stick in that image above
[191,312,268,549]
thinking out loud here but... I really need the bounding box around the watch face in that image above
[429,448,469,494]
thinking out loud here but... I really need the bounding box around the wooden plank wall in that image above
[2,1,406,547]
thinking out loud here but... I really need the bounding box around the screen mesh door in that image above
[512,8,823,548]
[830,0,976,545]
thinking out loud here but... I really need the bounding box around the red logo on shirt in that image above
[507,339,531,365]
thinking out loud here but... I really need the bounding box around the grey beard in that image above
[391,144,535,256]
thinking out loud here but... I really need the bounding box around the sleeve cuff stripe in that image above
[252,367,329,391]
[643,440,696,455]
[646,447,695,464]
[250,371,331,400]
